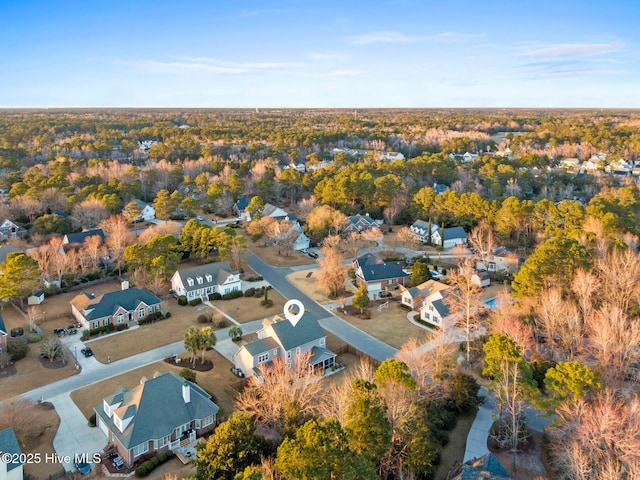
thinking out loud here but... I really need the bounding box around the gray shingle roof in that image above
[355,254,408,282]
[176,261,237,293]
[450,453,510,480]
[0,427,22,471]
[268,312,326,351]
[94,372,219,450]
[74,288,161,321]
[441,226,467,241]
[64,229,105,245]
[431,298,450,317]
[243,337,279,356]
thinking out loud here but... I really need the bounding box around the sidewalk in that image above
[464,387,494,462]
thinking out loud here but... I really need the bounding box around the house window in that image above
[287,351,291,359]
[138,309,145,318]
[159,435,170,448]
[133,442,149,458]
[202,415,214,427]
[197,276,203,284]
[195,419,201,429]
[155,305,161,313]
[320,338,325,346]
[117,314,124,324]
[258,353,269,363]
[103,319,109,326]
[187,278,194,286]
[93,321,99,329]
[296,347,301,355]
[114,415,123,432]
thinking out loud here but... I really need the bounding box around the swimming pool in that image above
[484,297,497,308]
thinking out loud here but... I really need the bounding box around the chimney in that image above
[182,382,190,403]
[121,281,129,290]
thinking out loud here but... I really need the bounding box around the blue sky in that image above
[1,0,639,107]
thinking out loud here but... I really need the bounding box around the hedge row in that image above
[138,312,170,326]
[134,450,175,477]
[81,323,128,340]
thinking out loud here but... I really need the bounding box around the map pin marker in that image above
[284,299,304,327]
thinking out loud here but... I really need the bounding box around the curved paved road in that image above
[247,253,397,362]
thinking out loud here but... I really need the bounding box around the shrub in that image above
[222,290,243,300]
[7,338,28,361]
[244,287,256,297]
[209,293,221,301]
[27,334,42,343]
[151,457,161,467]
[444,372,481,414]
[217,319,229,328]
[189,298,202,306]
[142,460,154,471]
[164,312,172,318]
[347,268,356,279]
[197,314,211,324]
[246,275,263,282]
[179,368,197,383]
[81,330,90,341]
[178,295,187,306]
[135,466,148,477]
[88,412,96,427]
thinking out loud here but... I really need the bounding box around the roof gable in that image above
[63,229,105,245]
[176,261,238,291]
[267,312,326,351]
[0,427,22,471]
[75,288,160,320]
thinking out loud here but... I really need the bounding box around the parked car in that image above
[66,325,77,335]
[307,251,319,259]
[378,291,392,298]
[80,348,93,357]
[230,366,245,378]
[10,327,23,337]
[53,327,66,337]
[75,461,92,475]
[196,215,204,221]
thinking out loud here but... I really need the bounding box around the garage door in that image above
[367,283,382,292]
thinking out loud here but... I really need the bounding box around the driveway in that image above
[50,393,107,472]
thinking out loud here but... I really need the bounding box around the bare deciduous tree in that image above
[315,246,347,298]
[71,197,110,230]
[469,220,496,270]
[100,214,133,277]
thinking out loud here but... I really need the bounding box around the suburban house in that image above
[0,312,7,359]
[353,253,409,293]
[0,428,23,480]
[409,221,467,248]
[431,226,467,249]
[475,246,521,274]
[233,197,250,220]
[446,452,510,480]
[171,261,241,300]
[124,199,156,222]
[0,219,27,242]
[471,270,491,288]
[233,310,336,379]
[248,203,310,252]
[409,220,433,243]
[401,279,457,328]
[70,286,162,330]
[342,214,381,235]
[27,290,45,305]
[400,279,450,310]
[62,228,106,246]
[290,223,311,251]
[95,372,219,467]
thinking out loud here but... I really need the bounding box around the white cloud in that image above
[126,57,305,75]
[346,30,483,45]
[327,69,360,77]
[520,41,624,58]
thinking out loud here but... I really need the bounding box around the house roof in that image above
[0,427,22,471]
[262,203,289,220]
[309,346,336,365]
[175,261,238,293]
[234,197,250,212]
[406,279,449,298]
[94,372,219,450]
[267,312,326,352]
[242,337,280,356]
[63,229,105,245]
[448,453,510,480]
[438,226,467,241]
[355,254,408,282]
[345,214,379,231]
[411,220,430,231]
[71,288,161,321]
[431,298,450,317]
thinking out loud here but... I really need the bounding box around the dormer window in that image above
[197,276,203,284]
[205,274,212,282]
[187,277,194,286]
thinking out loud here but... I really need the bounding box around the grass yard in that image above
[287,268,356,304]
[71,349,242,423]
[213,290,287,324]
[246,233,316,268]
[338,300,435,350]
[0,307,80,400]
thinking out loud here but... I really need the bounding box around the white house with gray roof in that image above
[342,214,381,235]
[70,286,162,330]
[233,311,335,378]
[410,221,467,248]
[171,261,241,300]
[0,427,23,480]
[95,372,219,466]
[401,279,457,329]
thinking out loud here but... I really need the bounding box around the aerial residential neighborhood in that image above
[2,1,640,479]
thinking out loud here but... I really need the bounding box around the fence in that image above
[333,344,381,368]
